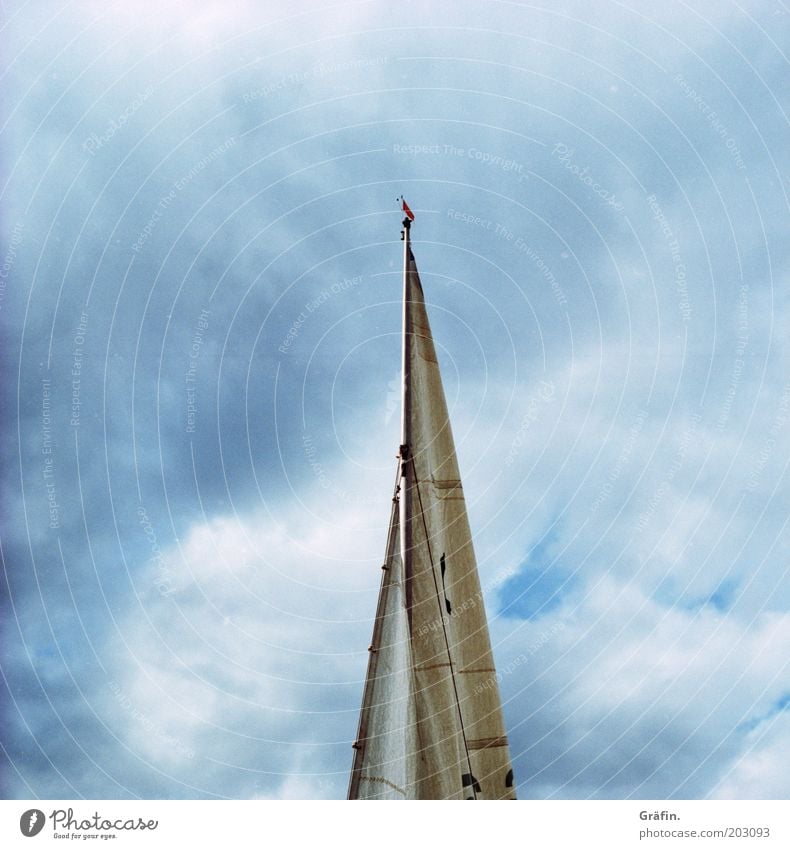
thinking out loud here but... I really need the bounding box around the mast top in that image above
[399,196,415,235]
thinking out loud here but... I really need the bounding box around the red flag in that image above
[402,199,415,221]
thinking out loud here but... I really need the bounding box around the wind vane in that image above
[398,196,415,224]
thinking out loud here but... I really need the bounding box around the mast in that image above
[400,213,413,620]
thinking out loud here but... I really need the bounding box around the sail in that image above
[348,497,417,799]
[349,216,515,800]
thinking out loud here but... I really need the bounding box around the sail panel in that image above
[403,239,516,800]
[348,498,417,799]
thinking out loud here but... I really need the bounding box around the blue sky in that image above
[1,0,789,799]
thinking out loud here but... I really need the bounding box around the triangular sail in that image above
[348,494,416,799]
[349,216,515,800]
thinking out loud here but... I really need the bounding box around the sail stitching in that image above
[361,776,407,796]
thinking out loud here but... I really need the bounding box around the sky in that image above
[1,0,788,800]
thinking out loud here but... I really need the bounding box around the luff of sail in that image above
[348,215,515,800]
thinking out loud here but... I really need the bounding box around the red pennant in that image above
[402,199,415,221]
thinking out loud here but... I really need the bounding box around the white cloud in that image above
[102,449,393,797]
[494,575,790,798]
[712,710,790,799]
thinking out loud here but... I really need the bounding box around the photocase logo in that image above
[16,807,160,838]
[20,809,45,837]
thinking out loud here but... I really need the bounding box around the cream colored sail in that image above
[349,215,515,800]
[348,498,417,799]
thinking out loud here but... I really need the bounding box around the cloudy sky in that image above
[1,0,788,800]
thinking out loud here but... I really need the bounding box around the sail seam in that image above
[467,737,509,750]
[361,776,407,796]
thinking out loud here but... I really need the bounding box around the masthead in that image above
[399,196,415,231]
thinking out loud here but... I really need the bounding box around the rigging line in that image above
[408,454,477,799]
